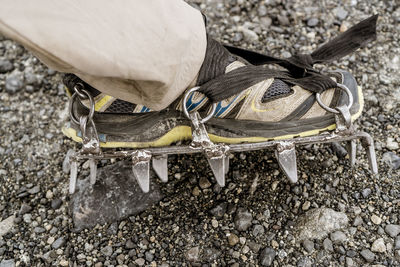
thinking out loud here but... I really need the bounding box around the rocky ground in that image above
[0,0,399,266]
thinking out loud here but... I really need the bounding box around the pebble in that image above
[307,18,319,27]
[0,59,14,73]
[385,224,400,237]
[334,6,348,20]
[5,73,24,94]
[185,247,199,262]
[51,199,62,210]
[0,260,15,267]
[240,27,259,42]
[323,238,334,252]
[228,233,239,246]
[209,202,227,218]
[346,257,354,267]
[371,238,386,253]
[258,5,268,17]
[302,201,311,211]
[199,177,211,189]
[362,188,372,198]
[52,237,66,249]
[371,215,382,225]
[234,208,253,231]
[360,249,375,263]
[386,137,399,150]
[302,239,314,253]
[259,247,276,266]
[382,152,400,169]
[135,258,145,266]
[211,219,218,228]
[295,208,348,241]
[19,204,32,215]
[101,246,113,257]
[27,185,40,194]
[0,216,15,237]
[145,251,154,262]
[252,224,265,237]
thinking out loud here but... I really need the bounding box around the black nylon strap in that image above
[199,15,378,103]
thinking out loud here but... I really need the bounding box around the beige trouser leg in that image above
[0,0,207,110]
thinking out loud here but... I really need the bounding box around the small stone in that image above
[209,202,227,218]
[302,239,314,253]
[228,233,239,246]
[34,227,46,234]
[330,231,346,244]
[371,215,382,225]
[382,152,400,170]
[240,27,259,42]
[0,216,15,237]
[385,224,400,237]
[234,208,253,231]
[185,247,199,262]
[371,238,386,253]
[394,236,400,249]
[259,247,276,266]
[302,201,311,211]
[248,241,261,253]
[126,239,135,249]
[19,203,32,215]
[353,216,363,226]
[307,18,319,27]
[346,257,354,267]
[258,5,267,17]
[59,260,69,267]
[52,237,66,249]
[323,238,334,252]
[295,208,348,241]
[145,251,154,262]
[386,137,399,150]
[362,188,372,198]
[360,249,375,263]
[347,250,357,258]
[0,60,14,73]
[0,259,15,267]
[203,248,221,262]
[253,224,265,237]
[260,17,272,28]
[334,7,348,20]
[51,199,62,210]
[277,15,290,26]
[199,177,211,189]
[135,258,145,266]
[101,246,113,257]
[5,73,24,94]
[211,219,218,228]
[27,185,40,194]
[232,32,243,42]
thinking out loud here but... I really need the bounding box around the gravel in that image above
[1,0,399,265]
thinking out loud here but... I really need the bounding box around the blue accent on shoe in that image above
[186,92,206,112]
[140,106,150,112]
[214,95,240,117]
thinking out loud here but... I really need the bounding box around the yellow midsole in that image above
[62,86,364,148]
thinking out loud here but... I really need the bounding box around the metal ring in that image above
[316,82,354,114]
[69,89,95,125]
[74,83,88,99]
[183,87,217,123]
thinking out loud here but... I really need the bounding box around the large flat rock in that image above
[69,160,163,231]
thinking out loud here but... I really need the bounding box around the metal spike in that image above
[89,159,97,185]
[69,160,78,194]
[275,142,298,183]
[346,140,357,167]
[152,155,168,183]
[207,155,226,187]
[224,156,230,175]
[360,133,378,174]
[132,151,151,193]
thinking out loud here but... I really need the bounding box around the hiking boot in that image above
[64,15,378,193]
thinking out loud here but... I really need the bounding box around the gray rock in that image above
[385,224,400,237]
[395,236,400,249]
[5,73,24,94]
[346,257,354,267]
[69,160,163,231]
[19,203,32,215]
[258,5,267,17]
[0,260,15,267]
[135,258,145,266]
[371,238,386,253]
[302,239,314,253]
[185,247,199,262]
[253,224,265,237]
[259,247,276,266]
[209,202,227,218]
[382,152,400,170]
[334,7,348,20]
[234,208,253,231]
[0,215,15,237]
[0,60,13,73]
[125,239,135,249]
[232,32,243,42]
[145,251,154,262]
[362,188,372,198]
[295,208,348,241]
[360,249,375,263]
[323,238,334,252]
[260,17,272,28]
[27,185,40,194]
[52,236,66,249]
[240,28,259,42]
[34,227,46,234]
[331,142,347,158]
[277,15,290,26]
[202,248,221,262]
[101,246,113,257]
[330,231,347,244]
[51,199,62,210]
[307,18,319,27]
[297,256,313,267]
